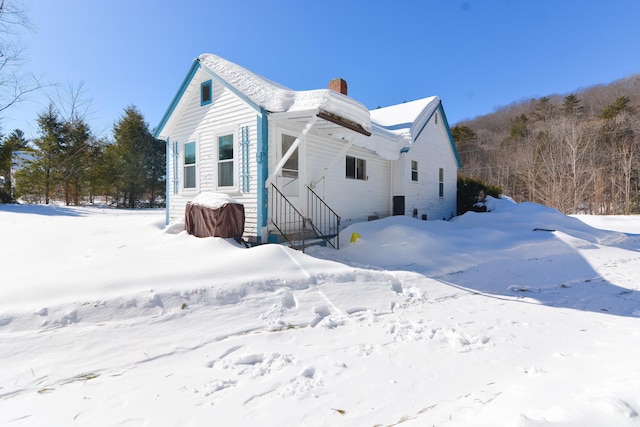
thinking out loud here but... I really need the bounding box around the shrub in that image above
[457,176,502,215]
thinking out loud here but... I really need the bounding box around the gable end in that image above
[154,60,201,138]
[413,101,462,168]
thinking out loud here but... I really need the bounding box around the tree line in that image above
[453,75,640,215]
[0,2,164,207]
[0,105,165,207]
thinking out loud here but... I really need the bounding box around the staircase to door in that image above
[270,184,341,252]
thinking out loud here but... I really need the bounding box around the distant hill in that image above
[452,74,640,214]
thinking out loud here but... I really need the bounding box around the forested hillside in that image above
[453,74,640,214]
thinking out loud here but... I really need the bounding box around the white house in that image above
[154,53,461,248]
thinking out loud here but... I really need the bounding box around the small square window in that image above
[201,80,212,106]
[411,160,418,181]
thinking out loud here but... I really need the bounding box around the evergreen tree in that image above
[561,94,584,118]
[0,128,27,201]
[144,138,166,207]
[60,116,92,205]
[84,138,110,203]
[21,105,65,204]
[600,96,631,120]
[112,106,160,207]
[509,114,530,140]
[451,125,477,146]
[531,97,557,122]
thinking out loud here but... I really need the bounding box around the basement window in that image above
[346,155,366,180]
[201,80,212,106]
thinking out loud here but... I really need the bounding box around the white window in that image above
[281,133,299,196]
[218,134,234,187]
[411,160,418,181]
[346,155,366,180]
[281,134,299,179]
[184,141,196,189]
[439,167,444,197]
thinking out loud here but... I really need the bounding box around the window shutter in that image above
[172,141,179,194]
[241,126,250,192]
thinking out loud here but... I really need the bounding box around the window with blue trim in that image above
[201,80,212,106]
[184,142,196,189]
[218,134,234,187]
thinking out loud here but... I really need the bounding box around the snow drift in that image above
[1,198,640,426]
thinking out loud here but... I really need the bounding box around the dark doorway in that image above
[392,196,405,216]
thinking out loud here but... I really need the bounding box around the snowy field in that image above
[1,197,640,426]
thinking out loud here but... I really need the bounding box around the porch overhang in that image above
[316,110,372,137]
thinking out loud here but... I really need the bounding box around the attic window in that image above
[201,80,212,106]
[435,112,438,125]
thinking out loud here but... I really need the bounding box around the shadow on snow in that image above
[434,229,640,318]
[313,221,640,318]
[0,204,88,217]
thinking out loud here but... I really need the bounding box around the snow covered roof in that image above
[197,53,372,134]
[370,96,440,140]
[156,54,457,163]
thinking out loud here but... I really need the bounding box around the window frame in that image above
[183,141,197,190]
[216,129,237,190]
[346,155,367,180]
[438,167,444,198]
[280,133,299,179]
[411,160,418,181]
[200,80,212,106]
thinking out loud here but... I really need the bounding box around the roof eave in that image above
[153,59,201,139]
[199,60,264,114]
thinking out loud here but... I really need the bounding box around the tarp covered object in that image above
[184,202,245,238]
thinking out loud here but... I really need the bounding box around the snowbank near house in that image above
[1,198,640,426]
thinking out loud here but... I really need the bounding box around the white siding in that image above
[268,122,391,227]
[162,66,458,244]
[164,69,260,239]
[398,108,458,221]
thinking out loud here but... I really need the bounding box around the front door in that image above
[274,132,305,235]
[278,133,301,202]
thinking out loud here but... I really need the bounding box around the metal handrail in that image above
[307,186,341,249]
[270,184,306,251]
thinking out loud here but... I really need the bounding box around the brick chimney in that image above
[328,78,348,95]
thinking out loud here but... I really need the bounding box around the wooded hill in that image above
[453,74,640,214]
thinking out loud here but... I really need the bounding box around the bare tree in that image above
[50,81,94,124]
[0,0,40,117]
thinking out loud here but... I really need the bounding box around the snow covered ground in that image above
[1,197,640,426]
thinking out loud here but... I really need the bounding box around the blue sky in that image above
[3,0,640,139]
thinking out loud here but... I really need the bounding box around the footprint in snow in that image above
[279,366,322,398]
[310,305,330,327]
